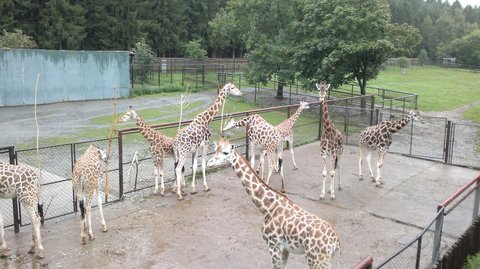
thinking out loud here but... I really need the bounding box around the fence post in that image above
[444,121,452,164]
[432,207,445,265]
[318,103,324,140]
[245,113,250,161]
[415,236,422,269]
[473,176,480,221]
[7,147,20,233]
[71,143,77,213]
[118,131,124,199]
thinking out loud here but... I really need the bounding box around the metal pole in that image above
[118,131,124,199]
[8,147,20,233]
[444,121,452,164]
[473,177,480,220]
[245,113,250,160]
[415,236,422,269]
[432,207,444,265]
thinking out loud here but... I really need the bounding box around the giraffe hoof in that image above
[371,178,376,182]
[190,190,198,195]
[89,236,95,241]
[375,183,384,188]
[319,195,325,200]
[338,186,342,191]
[35,254,44,260]
[102,226,108,232]
[293,167,298,170]
[28,248,35,254]
[177,196,184,201]
[359,176,364,181]
[0,251,10,259]
[204,187,210,192]
[81,237,87,244]
[331,195,336,200]
[280,189,286,193]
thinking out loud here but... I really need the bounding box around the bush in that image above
[130,84,203,97]
[398,57,409,68]
[417,49,429,66]
[463,252,480,269]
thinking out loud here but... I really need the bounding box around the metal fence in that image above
[374,175,480,269]
[0,139,122,230]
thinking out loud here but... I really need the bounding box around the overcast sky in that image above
[455,0,479,7]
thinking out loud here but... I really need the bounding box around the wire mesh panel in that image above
[450,123,480,168]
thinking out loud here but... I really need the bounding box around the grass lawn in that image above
[369,65,480,116]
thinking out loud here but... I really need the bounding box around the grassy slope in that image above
[370,66,480,115]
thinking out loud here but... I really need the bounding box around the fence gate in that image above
[388,116,448,161]
[448,122,480,168]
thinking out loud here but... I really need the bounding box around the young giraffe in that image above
[207,138,340,269]
[317,82,344,200]
[120,106,175,195]
[72,144,108,244]
[223,114,286,192]
[0,161,44,259]
[173,82,242,200]
[358,109,425,187]
[275,101,310,170]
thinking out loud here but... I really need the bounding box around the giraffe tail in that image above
[79,199,85,220]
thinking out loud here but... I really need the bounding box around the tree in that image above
[417,48,429,65]
[0,29,37,48]
[184,39,207,59]
[208,7,245,58]
[442,30,480,65]
[82,0,115,50]
[293,0,421,107]
[0,0,15,31]
[133,38,154,84]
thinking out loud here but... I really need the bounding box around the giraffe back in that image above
[72,145,105,198]
[239,115,283,151]
[0,161,41,206]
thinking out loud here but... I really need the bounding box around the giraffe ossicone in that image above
[0,161,44,259]
[358,109,425,187]
[72,144,108,244]
[207,138,340,268]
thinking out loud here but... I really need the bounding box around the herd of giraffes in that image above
[0,82,425,268]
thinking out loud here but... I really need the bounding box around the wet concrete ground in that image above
[1,143,478,269]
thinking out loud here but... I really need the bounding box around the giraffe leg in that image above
[174,157,186,200]
[159,162,165,196]
[267,244,285,269]
[277,149,285,192]
[190,151,199,194]
[153,166,160,195]
[265,152,275,185]
[201,143,210,192]
[288,138,298,170]
[330,157,336,200]
[86,204,95,241]
[78,197,87,244]
[365,150,375,182]
[249,143,256,172]
[336,155,342,191]
[28,208,44,259]
[97,192,108,232]
[376,152,385,188]
[0,213,10,258]
[358,145,365,181]
[259,150,266,180]
[320,155,327,200]
[305,242,332,269]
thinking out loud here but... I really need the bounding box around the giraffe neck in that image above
[286,106,304,126]
[321,100,333,130]
[197,89,227,125]
[386,115,411,134]
[135,116,156,142]
[231,151,287,215]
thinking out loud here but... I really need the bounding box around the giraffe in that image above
[0,161,44,259]
[317,82,344,200]
[358,109,425,187]
[207,138,340,269]
[72,144,108,244]
[223,114,286,192]
[275,101,310,170]
[120,106,175,195]
[173,82,242,200]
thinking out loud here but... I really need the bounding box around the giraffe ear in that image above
[326,84,331,90]
[315,83,320,90]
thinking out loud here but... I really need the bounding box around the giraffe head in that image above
[316,82,331,101]
[222,82,243,97]
[222,118,237,132]
[119,106,139,122]
[409,109,426,124]
[299,101,310,110]
[207,137,235,167]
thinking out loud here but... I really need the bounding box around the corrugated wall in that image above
[0,49,130,106]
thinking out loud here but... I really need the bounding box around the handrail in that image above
[118,94,375,134]
[439,174,480,209]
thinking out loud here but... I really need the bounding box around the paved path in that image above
[1,142,478,269]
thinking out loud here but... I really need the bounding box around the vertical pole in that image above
[118,131,124,199]
[245,113,250,160]
[72,143,77,213]
[318,103,323,140]
[409,119,415,156]
[415,236,422,269]
[473,176,480,221]
[444,121,451,164]
[370,95,375,126]
[254,83,257,104]
[8,147,20,233]
[432,207,444,265]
